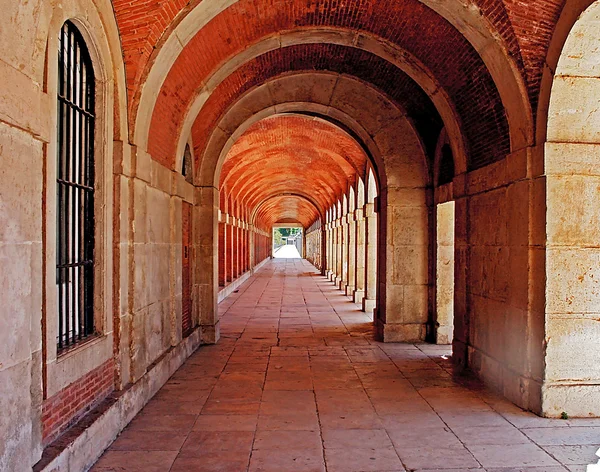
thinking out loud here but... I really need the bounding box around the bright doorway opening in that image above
[273,226,303,259]
[435,201,455,344]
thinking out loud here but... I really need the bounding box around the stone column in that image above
[435,202,455,345]
[336,219,343,285]
[340,216,348,290]
[232,219,239,279]
[353,207,366,303]
[237,223,243,276]
[249,225,255,270]
[363,203,377,312]
[194,186,219,343]
[329,222,335,280]
[242,224,248,273]
[329,222,336,281]
[321,226,327,275]
[218,220,227,287]
[226,220,234,283]
[345,212,356,296]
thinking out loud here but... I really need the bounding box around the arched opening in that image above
[542,0,600,417]
[432,129,456,345]
[364,169,379,315]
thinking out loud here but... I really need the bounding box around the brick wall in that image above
[42,358,115,445]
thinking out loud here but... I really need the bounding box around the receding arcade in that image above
[2,0,600,470]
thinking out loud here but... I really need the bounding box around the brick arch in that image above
[136,0,522,172]
[169,30,469,181]
[173,42,496,174]
[252,194,323,229]
[220,114,368,227]
[200,72,430,192]
[154,43,447,171]
[113,0,532,147]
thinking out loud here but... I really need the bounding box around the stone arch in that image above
[541,0,600,418]
[194,73,431,341]
[200,72,430,341]
[166,29,467,180]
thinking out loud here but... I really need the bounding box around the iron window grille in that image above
[56,21,96,351]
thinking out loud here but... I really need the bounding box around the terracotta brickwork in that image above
[41,358,115,446]
[113,0,568,124]
[146,0,507,171]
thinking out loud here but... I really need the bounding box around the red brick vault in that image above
[220,115,368,229]
[113,0,566,124]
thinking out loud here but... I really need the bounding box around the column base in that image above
[344,284,355,297]
[337,280,346,291]
[375,320,425,343]
[353,289,365,304]
[201,321,220,344]
[362,298,376,312]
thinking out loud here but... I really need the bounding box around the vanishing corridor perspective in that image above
[92,259,600,472]
[1,0,600,470]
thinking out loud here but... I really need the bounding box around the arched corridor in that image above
[2,0,600,470]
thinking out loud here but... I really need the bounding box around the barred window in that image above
[56,21,96,351]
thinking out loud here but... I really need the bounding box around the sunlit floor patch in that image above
[273,245,301,258]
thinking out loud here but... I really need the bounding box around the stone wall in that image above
[452,149,546,414]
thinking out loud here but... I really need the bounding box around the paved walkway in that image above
[273,244,302,258]
[93,258,600,472]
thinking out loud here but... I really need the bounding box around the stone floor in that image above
[93,258,600,472]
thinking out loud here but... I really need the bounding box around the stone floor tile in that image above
[140,398,206,415]
[126,414,197,433]
[320,411,383,430]
[179,431,254,457]
[387,425,463,449]
[414,469,483,472]
[193,414,258,431]
[486,468,568,472]
[109,430,188,451]
[522,426,600,445]
[541,445,600,465]
[248,448,326,472]
[253,430,323,450]
[90,450,178,471]
[324,446,405,472]
[450,424,532,445]
[467,443,562,468]
[397,445,481,470]
[170,454,250,472]
[257,412,320,431]
[322,428,393,449]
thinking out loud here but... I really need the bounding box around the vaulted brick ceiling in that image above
[220,115,368,228]
[143,0,512,171]
[111,0,569,227]
[113,0,566,111]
